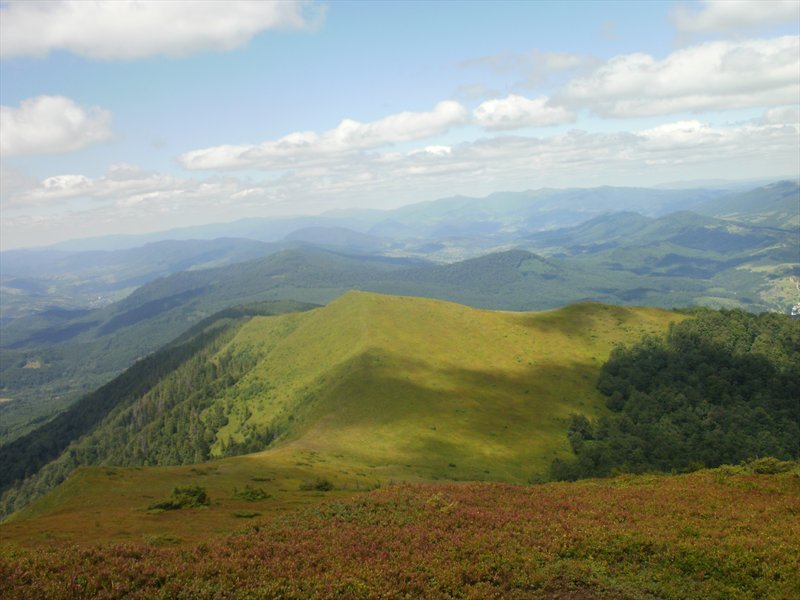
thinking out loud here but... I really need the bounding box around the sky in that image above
[1,0,798,250]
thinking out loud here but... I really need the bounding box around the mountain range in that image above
[1,180,797,446]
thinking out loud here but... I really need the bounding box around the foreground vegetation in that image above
[2,463,798,599]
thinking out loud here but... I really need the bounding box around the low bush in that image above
[233,485,269,501]
[147,486,210,511]
[299,477,334,491]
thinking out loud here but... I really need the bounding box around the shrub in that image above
[232,511,262,519]
[233,485,269,501]
[147,486,211,511]
[299,477,334,491]
[746,457,794,475]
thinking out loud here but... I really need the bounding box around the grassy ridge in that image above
[213,292,682,481]
[3,465,798,599]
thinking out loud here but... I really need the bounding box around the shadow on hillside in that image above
[299,349,604,478]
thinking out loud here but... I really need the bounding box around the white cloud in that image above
[561,36,800,117]
[408,146,452,157]
[760,106,800,125]
[0,95,114,157]
[672,1,800,34]
[0,0,323,60]
[473,95,576,130]
[179,101,468,170]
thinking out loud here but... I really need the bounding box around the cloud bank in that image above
[5,112,797,249]
[562,36,799,117]
[179,101,469,170]
[0,0,323,60]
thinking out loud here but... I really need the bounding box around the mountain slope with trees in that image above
[552,308,800,480]
[1,293,681,517]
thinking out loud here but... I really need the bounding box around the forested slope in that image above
[553,309,800,480]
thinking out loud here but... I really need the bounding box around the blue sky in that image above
[1,0,798,249]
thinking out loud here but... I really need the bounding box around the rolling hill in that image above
[0,292,683,522]
[0,237,281,324]
[3,225,795,446]
[693,179,800,230]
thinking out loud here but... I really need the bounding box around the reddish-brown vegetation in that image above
[2,468,798,599]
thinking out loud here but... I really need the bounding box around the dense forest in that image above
[552,309,800,480]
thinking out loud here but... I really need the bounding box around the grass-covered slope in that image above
[220,292,680,482]
[3,464,798,599]
[1,292,682,536]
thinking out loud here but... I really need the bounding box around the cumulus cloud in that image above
[0,0,323,60]
[1,95,114,157]
[561,36,800,117]
[672,0,800,34]
[179,101,468,170]
[473,95,575,130]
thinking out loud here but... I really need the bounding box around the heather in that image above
[3,466,798,599]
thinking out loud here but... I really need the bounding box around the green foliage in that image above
[232,510,261,519]
[299,477,334,491]
[147,486,210,511]
[552,309,800,480]
[232,485,269,501]
[0,298,317,446]
[746,457,795,474]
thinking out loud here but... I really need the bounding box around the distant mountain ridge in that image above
[693,179,799,230]
[32,184,732,252]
